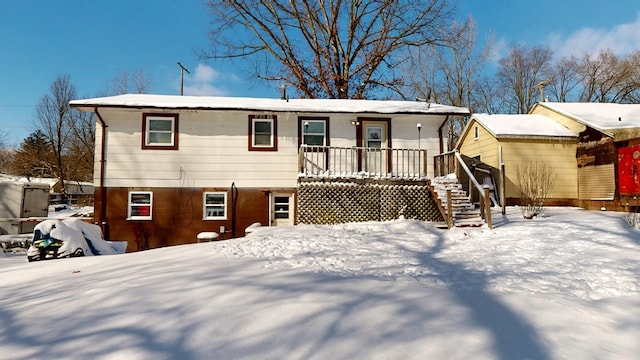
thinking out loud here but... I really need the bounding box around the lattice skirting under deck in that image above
[296,181,444,224]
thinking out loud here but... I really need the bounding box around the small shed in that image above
[456,113,578,206]
[0,180,50,234]
[14,177,94,205]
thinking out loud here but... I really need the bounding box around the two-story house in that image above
[70,94,470,251]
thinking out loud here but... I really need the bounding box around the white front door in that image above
[271,193,294,226]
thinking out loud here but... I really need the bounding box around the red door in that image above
[618,145,640,195]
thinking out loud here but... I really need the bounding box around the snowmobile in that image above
[27,218,126,262]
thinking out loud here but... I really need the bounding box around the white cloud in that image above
[548,12,640,59]
[180,64,241,96]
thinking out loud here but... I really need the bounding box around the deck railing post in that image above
[298,146,305,174]
[422,150,428,178]
[483,185,492,229]
[446,189,453,228]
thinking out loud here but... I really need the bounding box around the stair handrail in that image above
[453,151,492,229]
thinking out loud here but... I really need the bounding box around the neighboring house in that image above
[70,94,469,250]
[531,102,640,210]
[455,102,640,211]
[456,114,578,206]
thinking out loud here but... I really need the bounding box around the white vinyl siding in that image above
[95,109,447,187]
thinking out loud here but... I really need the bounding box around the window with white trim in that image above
[203,192,227,220]
[273,195,290,219]
[128,191,152,220]
[302,120,326,146]
[142,113,179,149]
[249,115,277,151]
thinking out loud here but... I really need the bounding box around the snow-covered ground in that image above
[0,207,638,359]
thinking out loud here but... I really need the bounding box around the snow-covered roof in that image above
[469,113,577,139]
[0,173,52,187]
[535,102,640,130]
[70,94,470,115]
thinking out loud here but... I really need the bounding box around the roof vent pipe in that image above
[280,84,287,100]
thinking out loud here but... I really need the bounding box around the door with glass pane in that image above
[362,121,389,174]
[271,193,294,226]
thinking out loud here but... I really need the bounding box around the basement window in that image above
[142,113,179,150]
[128,191,152,220]
[203,192,227,220]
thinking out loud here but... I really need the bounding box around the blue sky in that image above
[1,0,640,146]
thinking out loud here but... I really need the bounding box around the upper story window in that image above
[298,117,330,149]
[127,191,152,220]
[249,115,278,151]
[142,113,179,150]
[203,192,227,220]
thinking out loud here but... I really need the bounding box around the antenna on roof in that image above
[177,62,191,96]
[534,80,550,102]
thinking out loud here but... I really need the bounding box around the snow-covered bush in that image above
[516,160,556,219]
[624,210,640,229]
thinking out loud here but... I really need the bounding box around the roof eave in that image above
[70,102,470,116]
[536,102,615,138]
[495,134,578,141]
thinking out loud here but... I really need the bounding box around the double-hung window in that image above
[249,115,277,151]
[299,117,329,149]
[142,113,179,150]
[203,192,227,220]
[128,191,152,220]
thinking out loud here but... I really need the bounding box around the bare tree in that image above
[496,44,553,114]
[65,109,95,182]
[202,0,458,99]
[577,49,640,103]
[405,17,493,149]
[545,55,582,102]
[34,74,90,197]
[109,69,152,95]
[623,50,640,103]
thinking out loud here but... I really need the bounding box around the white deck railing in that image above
[298,145,428,180]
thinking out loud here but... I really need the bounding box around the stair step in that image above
[453,218,485,227]
[432,177,486,228]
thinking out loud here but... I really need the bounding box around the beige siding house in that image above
[457,113,578,205]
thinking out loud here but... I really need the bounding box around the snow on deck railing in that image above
[298,145,428,180]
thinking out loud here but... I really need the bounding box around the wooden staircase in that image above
[431,176,485,227]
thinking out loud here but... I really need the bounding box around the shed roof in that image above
[534,102,640,131]
[70,94,470,116]
[470,113,577,139]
